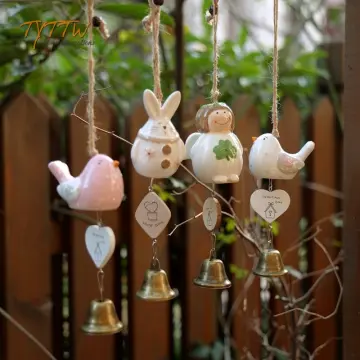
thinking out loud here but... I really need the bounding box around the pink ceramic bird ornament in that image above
[48,154,124,211]
[249,133,315,180]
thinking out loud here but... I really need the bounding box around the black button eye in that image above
[216,111,219,114]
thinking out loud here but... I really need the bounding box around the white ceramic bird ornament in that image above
[249,133,315,180]
[184,103,243,184]
[131,89,186,179]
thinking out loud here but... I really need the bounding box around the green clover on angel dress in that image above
[213,139,237,161]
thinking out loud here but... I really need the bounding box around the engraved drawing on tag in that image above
[135,192,171,239]
[264,202,277,220]
[206,207,213,227]
[94,240,105,262]
[144,201,159,221]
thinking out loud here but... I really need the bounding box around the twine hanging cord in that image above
[86,0,99,157]
[271,0,280,138]
[209,0,220,103]
[142,0,163,103]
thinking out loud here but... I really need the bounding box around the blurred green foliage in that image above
[0,0,328,127]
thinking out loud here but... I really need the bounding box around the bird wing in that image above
[184,133,201,160]
[277,152,304,174]
[57,177,81,203]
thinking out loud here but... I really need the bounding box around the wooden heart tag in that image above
[250,189,290,223]
[85,225,116,269]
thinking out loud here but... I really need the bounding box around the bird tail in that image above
[296,141,315,162]
[48,161,73,184]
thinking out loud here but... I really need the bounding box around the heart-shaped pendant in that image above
[85,225,116,269]
[250,189,290,223]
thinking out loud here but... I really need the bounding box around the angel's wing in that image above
[184,132,201,160]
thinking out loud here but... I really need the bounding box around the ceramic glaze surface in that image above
[131,89,186,178]
[185,103,243,184]
[48,154,124,211]
[249,133,315,180]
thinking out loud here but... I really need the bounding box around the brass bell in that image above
[253,248,288,277]
[136,259,178,301]
[193,258,231,289]
[82,298,123,335]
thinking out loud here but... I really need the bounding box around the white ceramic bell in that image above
[131,90,186,179]
[249,133,315,180]
[184,103,243,184]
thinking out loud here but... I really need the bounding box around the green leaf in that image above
[0,45,27,66]
[217,233,236,245]
[190,344,212,358]
[96,3,174,27]
[238,26,248,48]
[211,341,224,360]
[271,221,280,236]
[225,217,236,232]
[229,264,249,280]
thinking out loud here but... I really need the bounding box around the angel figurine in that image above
[131,89,186,179]
[185,103,243,184]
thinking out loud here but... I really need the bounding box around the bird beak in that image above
[113,160,119,168]
[252,137,257,143]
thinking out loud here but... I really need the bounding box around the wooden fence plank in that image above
[273,99,302,352]
[126,102,170,360]
[342,1,360,356]
[310,98,338,359]
[67,97,119,360]
[37,95,66,359]
[232,96,261,359]
[1,93,52,360]
[183,97,218,354]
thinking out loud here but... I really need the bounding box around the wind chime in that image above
[131,0,186,301]
[185,0,244,289]
[48,0,124,334]
[249,0,315,277]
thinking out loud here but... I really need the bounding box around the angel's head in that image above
[195,103,235,133]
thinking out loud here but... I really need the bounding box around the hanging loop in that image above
[149,178,154,192]
[96,212,103,227]
[268,179,273,192]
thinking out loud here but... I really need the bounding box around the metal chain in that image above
[268,179,273,192]
[97,269,105,301]
[268,224,273,248]
[209,232,217,259]
[152,238,158,261]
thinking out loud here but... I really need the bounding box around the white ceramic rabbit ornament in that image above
[131,89,186,178]
[185,103,243,184]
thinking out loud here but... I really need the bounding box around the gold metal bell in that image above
[136,259,178,301]
[253,249,288,277]
[193,258,231,289]
[82,298,123,335]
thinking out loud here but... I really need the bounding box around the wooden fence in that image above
[0,92,342,360]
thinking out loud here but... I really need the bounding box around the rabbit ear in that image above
[161,91,181,119]
[143,89,161,119]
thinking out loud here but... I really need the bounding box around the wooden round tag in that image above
[203,197,222,232]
